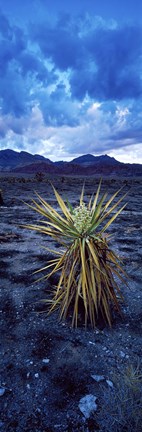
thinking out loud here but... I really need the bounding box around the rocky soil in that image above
[0,175,142,431]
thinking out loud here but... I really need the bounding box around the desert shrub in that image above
[24,180,127,327]
[35,172,45,182]
[97,363,142,432]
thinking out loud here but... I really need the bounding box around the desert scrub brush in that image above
[24,180,127,328]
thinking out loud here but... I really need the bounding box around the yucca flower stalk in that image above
[24,180,127,328]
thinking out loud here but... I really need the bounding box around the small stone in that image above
[42,358,50,364]
[106,380,114,388]
[27,384,30,389]
[36,408,41,413]
[0,388,5,396]
[91,374,104,382]
[79,394,97,419]
[34,373,39,378]
[120,351,125,358]
[27,372,30,378]
[89,341,96,346]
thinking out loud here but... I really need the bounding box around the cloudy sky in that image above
[0,0,142,163]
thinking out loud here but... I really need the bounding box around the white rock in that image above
[91,374,104,382]
[0,388,5,396]
[120,351,125,358]
[42,358,50,364]
[79,394,97,418]
[89,341,96,346]
[36,408,41,413]
[34,373,39,378]
[106,379,114,388]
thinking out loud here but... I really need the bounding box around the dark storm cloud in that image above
[70,23,142,101]
[0,11,28,116]
[0,115,26,137]
[0,10,54,117]
[0,11,47,82]
[38,84,79,127]
[0,10,26,72]
[110,128,142,142]
[19,51,52,84]
[31,15,81,71]
[31,14,142,101]
[85,24,142,101]
[0,7,142,133]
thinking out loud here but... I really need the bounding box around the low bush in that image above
[24,180,127,327]
[98,363,142,432]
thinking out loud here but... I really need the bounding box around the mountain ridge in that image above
[0,149,142,176]
[71,153,122,166]
[0,149,52,169]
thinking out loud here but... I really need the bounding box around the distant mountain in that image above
[71,153,121,166]
[0,149,52,171]
[0,149,142,177]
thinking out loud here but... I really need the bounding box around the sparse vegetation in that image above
[97,363,142,432]
[1,175,142,431]
[25,180,127,327]
[35,172,45,182]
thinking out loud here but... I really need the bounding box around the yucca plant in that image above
[24,180,127,328]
